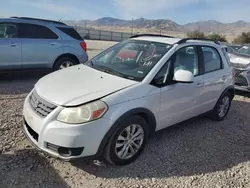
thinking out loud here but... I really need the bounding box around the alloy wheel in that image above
[115,124,144,160]
[218,96,230,118]
[59,61,74,69]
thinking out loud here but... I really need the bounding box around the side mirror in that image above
[173,69,194,83]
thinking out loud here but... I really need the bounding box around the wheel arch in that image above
[221,86,235,100]
[213,85,235,110]
[53,53,80,69]
[96,107,157,157]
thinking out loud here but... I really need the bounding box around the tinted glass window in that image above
[0,23,18,38]
[201,47,222,73]
[57,27,82,40]
[19,23,58,39]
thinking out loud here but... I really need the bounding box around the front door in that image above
[0,22,22,70]
[153,46,204,130]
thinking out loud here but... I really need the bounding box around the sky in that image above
[1,0,250,24]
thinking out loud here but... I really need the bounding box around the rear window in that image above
[57,27,83,40]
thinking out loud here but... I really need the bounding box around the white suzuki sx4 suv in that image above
[23,34,235,165]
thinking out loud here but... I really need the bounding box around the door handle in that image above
[50,42,58,45]
[10,43,18,47]
[196,81,203,88]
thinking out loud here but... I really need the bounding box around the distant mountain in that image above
[64,17,250,35]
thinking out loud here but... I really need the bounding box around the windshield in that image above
[237,45,250,54]
[85,40,172,81]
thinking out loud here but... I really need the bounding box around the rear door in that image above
[198,46,230,113]
[19,23,62,69]
[0,22,22,69]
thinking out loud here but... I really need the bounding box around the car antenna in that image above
[59,17,63,21]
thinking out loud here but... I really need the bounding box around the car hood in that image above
[229,52,250,68]
[35,65,138,106]
[231,52,250,59]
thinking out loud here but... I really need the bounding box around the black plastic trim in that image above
[177,38,220,45]
[11,16,66,25]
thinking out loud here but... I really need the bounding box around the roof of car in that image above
[130,35,221,46]
[0,17,70,27]
[131,36,181,45]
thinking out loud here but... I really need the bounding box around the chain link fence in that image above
[76,28,133,42]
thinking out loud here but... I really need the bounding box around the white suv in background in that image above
[23,34,235,165]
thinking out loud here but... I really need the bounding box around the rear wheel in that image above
[53,57,77,71]
[104,116,149,165]
[209,92,232,121]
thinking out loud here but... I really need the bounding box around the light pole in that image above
[131,18,134,34]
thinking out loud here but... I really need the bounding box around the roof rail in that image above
[10,17,66,25]
[130,34,175,39]
[177,38,220,45]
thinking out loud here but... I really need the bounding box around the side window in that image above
[201,46,222,73]
[57,27,83,40]
[152,46,199,86]
[173,46,199,76]
[19,23,58,39]
[152,59,171,86]
[0,23,18,38]
[222,47,231,66]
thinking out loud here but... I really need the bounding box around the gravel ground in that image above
[1,40,250,188]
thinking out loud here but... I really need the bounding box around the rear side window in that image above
[201,46,222,73]
[19,23,58,39]
[222,47,231,66]
[57,27,83,40]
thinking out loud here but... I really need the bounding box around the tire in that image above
[53,57,77,71]
[104,115,149,165]
[209,91,233,121]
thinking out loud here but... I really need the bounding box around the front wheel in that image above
[209,92,232,121]
[104,116,149,165]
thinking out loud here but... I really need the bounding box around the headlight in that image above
[57,100,108,124]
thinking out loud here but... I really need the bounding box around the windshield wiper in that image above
[94,65,136,80]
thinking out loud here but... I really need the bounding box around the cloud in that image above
[112,0,199,19]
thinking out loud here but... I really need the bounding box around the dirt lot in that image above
[1,40,250,188]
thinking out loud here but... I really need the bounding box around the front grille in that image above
[235,75,249,87]
[46,142,84,156]
[233,68,245,77]
[46,142,59,153]
[24,119,39,142]
[29,90,57,118]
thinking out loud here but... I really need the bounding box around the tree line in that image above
[186,30,250,44]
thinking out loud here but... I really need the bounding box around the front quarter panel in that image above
[102,84,161,129]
